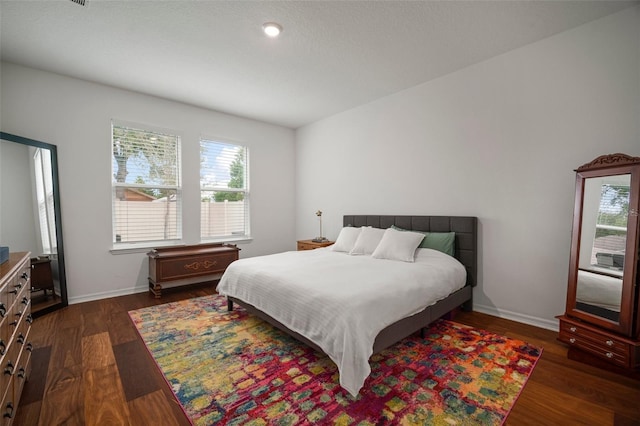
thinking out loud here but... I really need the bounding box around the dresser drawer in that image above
[0,319,8,360]
[6,264,29,310]
[0,342,19,408]
[13,327,31,411]
[0,387,13,426]
[297,240,334,251]
[7,303,24,344]
[560,321,628,353]
[560,331,629,367]
[297,241,317,251]
[0,307,8,346]
[0,278,16,314]
[559,319,630,367]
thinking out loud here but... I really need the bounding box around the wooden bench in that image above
[147,243,240,298]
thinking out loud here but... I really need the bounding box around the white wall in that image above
[295,7,640,330]
[0,63,296,303]
[0,141,39,254]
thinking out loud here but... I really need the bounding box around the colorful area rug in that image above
[129,295,541,425]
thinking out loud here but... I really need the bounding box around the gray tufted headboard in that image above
[343,215,478,287]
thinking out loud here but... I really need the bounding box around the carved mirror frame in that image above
[0,132,69,316]
[566,153,640,336]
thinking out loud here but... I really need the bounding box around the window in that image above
[111,122,181,245]
[591,182,629,270]
[200,139,249,240]
[33,148,57,254]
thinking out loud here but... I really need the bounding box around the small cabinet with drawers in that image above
[148,243,240,298]
[559,316,639,368]
[0,252,33,424]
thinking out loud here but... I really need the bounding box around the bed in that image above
[218,215,478,396]
[575,269,623,321]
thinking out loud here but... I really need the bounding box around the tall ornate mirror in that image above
[559,153,640,375]
[566,154,639,334]
[0,132,68,316]
[574,173,629,323]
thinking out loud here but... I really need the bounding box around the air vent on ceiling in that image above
[69,0,86,6]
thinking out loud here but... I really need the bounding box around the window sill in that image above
[110,237,252,255]
[200,236,253,245]
[110,241,183,255]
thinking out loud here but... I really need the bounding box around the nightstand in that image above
[31,257,55,299]
[297,239,334,251]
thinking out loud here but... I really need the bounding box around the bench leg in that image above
[227,298,234,311]
[149,280,162,298]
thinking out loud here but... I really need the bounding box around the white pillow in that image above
[350,226,386,255]
[371,227,425,262]
[331,227,362,252]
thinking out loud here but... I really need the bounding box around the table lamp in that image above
[312,210,328,242]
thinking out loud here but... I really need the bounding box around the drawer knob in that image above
[606,340,614,347]
[606,352,614,359]
[569,327,577,333]
[569,338,576,344]
[21,272,28,280]
[0,304,6,318]
[4,362,14,376]
[3,402,13,419]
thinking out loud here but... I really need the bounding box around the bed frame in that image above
[227,215,478,354]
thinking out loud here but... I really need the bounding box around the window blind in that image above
[112,123,181,244]
[200,139,249,240]
[34,148,57,253]
[592,183,629,265]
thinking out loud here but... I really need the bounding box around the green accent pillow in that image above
[390,226,455,256]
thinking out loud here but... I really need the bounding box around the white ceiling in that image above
[1,0,636,128]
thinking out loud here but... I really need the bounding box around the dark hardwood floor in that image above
[15,286,640,425]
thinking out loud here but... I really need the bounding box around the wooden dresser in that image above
[148,243,240,298]
[0,252,33,423]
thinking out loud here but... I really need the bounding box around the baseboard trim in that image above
[473,303,559,332]
[69,289,559,332]
[69,286,148,304]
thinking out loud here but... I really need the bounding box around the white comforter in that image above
[576,269,623,312]
[217,247,467,396]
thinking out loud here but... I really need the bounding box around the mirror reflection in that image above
[576,174,630,322]
[1,136,67,315]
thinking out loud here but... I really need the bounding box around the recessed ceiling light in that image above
[263,22,282,38]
